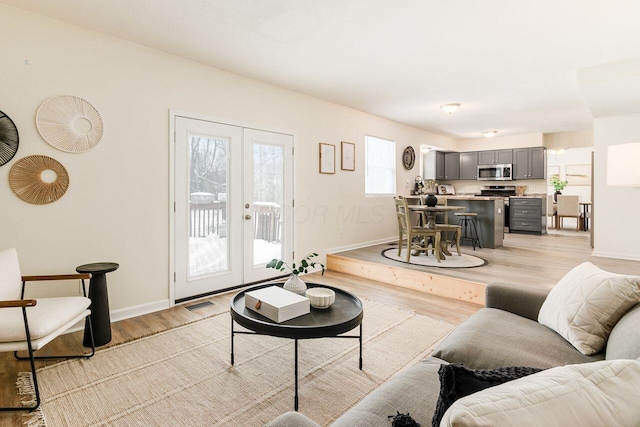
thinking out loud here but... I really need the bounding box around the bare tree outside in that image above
[190,136,227,197]
[253,144,283,206]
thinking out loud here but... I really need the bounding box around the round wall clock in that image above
[403,146,416,170]
[0,110,19,166]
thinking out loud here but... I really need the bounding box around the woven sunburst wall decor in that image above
[0,110,19,166]
[36,95,104,153]
[9,155,69,204]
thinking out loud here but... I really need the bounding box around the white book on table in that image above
[245,286,310,323]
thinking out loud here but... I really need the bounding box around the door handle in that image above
[244,214,252,220]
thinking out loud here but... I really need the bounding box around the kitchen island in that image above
[436,196,505,249]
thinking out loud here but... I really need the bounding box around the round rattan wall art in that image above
[9,155,69,204]
[0,110,19,166]
[36,95,103,153]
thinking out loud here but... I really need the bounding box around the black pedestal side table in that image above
[230,282,363,411]
[76,262,119,347]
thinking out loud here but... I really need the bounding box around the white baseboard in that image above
[66,299,171,335]
[325,236,396,255]
[591,250,640,262]
[110,299,171,323]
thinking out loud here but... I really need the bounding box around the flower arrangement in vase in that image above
[266,253,325,295]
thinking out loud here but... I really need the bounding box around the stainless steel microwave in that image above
[477,164,513,181]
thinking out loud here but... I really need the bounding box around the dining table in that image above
[407,205,465,259]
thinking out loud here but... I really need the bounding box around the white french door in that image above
[174,116,293,300]
[242,128,293,283]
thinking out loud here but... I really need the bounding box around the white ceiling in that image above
[4,0,640,139]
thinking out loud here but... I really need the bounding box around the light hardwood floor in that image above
[2,230,640,425]
[333,227,640,291]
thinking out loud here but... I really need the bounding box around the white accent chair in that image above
[0,248,95,411]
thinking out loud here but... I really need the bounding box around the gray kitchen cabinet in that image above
[529,147,546,178]
[435,151,445,180]
[459,151,478,180]
[514,147,546,180]
[431,151,459,181]
[510,197,546,234]
[478,149,513,165]
[444,152,460,180]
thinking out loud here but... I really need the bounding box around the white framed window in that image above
[365,135,396,196]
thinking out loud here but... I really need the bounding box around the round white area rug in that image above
[382,247,487,268]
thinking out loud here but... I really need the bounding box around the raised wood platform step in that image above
[327,254,486,306]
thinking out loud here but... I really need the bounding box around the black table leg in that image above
[359,324,363,370]
[84,272,111,347]
[294,338,299,411]
[231,317,235,366]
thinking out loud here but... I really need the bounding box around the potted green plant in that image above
[266,253,325,295]
[551,176,568,201]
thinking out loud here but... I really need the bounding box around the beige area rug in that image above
[382,247,487,268]
[32,300,454,427]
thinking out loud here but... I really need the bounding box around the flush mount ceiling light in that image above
[482,130,498,138]
[440,103,460,114]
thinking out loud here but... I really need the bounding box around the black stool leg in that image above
[470,218,482,250]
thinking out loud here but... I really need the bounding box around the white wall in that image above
[592,113,640,261]
[546,147,594,202]
[543,130,593,150]
[577,56,640,261]
[0,5,456,314]
[457,133,544,152]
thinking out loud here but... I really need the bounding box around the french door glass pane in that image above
[189,135,229,279]
[253,143,284,265]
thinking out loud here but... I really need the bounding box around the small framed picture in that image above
[319,143,335,174]
[341,141,355,171]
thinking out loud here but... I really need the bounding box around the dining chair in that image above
[547,194,557,229]
[394,197,441,263]
[556,195,581,231]
[0,247,95,411]
[431,207,462,257]
[403,196,423,226]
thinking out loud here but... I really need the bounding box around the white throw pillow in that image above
[538,262,640,355]
[439,359,640,427]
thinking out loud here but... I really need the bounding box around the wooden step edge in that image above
[327,254,485,306]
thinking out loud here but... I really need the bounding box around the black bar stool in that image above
[454,212,482,250]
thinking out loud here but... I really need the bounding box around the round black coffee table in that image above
[230,282,363,411]
[76,262,119,347]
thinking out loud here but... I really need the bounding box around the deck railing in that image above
[189,201,281,242]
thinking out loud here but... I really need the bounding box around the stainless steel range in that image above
[476,186,516,232]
